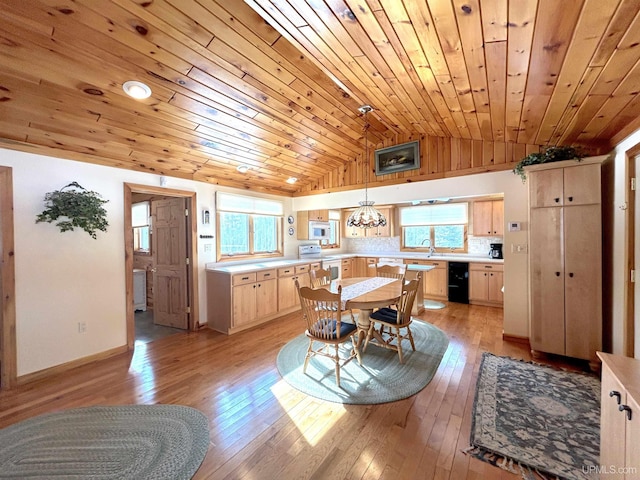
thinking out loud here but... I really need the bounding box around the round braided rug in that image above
[277,319,449,404]
[0,405,209,479]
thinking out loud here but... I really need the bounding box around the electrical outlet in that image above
[204,243,212,252]
[78,321,87,333]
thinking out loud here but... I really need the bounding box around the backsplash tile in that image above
[345,235,503,256]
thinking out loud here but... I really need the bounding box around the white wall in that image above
[293,170,531,337]
[0,148,295,375]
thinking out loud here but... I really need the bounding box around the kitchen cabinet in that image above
[527,157,605,368]
[469,263,503,306]
[598,352,640,478]
[343,206,394,238]
[352,257,378,277]
[232,270,278,328]
[308,210,328,221]
[207,268,278,334]
[406,259,447,299]
[341,258,353,279]
[297,210,331,240]
[473,200,504,236]
[278,264,310,311]
[404,260,448,300]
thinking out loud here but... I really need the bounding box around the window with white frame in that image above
[216,192,283,260]
[400,203,468,252]
[132,201,151,253]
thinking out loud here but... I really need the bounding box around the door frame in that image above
[124,183,199,349]
[625,146,640,357]
[0,167,16,389]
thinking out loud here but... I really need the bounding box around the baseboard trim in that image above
[17,345,129,385]
[502,333,531,346]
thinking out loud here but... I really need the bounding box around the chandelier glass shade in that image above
[346,105,387,229]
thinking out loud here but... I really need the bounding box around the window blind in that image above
[399,203,468,226]
[216,192,283,216]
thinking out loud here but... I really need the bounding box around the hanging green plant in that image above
[36,182,109,239]
[513,146,585,182]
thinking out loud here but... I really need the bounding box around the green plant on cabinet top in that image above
[513,146,585,182]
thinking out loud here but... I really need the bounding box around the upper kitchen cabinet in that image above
[473,200,503,236]
[297,209,334,240]
[343,206,394,238]
[307,210,328,221]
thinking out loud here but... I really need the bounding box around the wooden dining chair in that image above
[309,267,331,288]
[295,280,362,387]
[375,264,405,318]
[308,268,356,323]
[364,275,421,364]
[376,264,405,281]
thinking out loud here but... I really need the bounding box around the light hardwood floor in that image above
[0,303,590,479]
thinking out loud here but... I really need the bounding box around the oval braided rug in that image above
[277,319,449,404]
[0,405,209,479]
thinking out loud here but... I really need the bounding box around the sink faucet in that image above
[420,238,436,256]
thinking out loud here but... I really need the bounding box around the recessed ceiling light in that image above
[236,164,251,173]
[123,80,151,99]
[286,177,297,184]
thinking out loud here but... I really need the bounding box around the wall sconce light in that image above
[202,209,210,225]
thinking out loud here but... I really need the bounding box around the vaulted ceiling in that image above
[1,0,639,195]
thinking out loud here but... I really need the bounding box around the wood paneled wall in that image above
[296,135,546,195]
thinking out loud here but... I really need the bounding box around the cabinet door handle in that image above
[568,272,574,278]
[568,196,573,202]
[253,285,256,289]
[610,391,622,405]
[242,276,250,280]
[554,197,560,203]
[619,404,632,421]
[555,272,560,276]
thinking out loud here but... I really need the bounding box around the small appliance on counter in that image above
[489,243,503,259]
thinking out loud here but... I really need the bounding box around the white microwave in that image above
[309,221,331,240]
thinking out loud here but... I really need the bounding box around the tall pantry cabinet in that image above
[526,157,606,370]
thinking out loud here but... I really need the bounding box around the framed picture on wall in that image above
[375,140,420,176]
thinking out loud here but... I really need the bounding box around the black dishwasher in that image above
[448,262,469,303]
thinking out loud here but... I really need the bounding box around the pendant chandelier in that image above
[346,105,387,229]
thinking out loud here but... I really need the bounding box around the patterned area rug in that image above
[277,319,449,404]
[0,405,209,479]
[469,353,601,480]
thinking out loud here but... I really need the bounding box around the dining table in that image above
[329,276,403,351]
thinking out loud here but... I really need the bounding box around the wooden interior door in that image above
[529,206,565,355]
[152,198,188,329]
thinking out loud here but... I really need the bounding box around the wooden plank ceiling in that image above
[0,0,639,196]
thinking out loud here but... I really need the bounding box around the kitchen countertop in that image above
[207,252,503,274]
